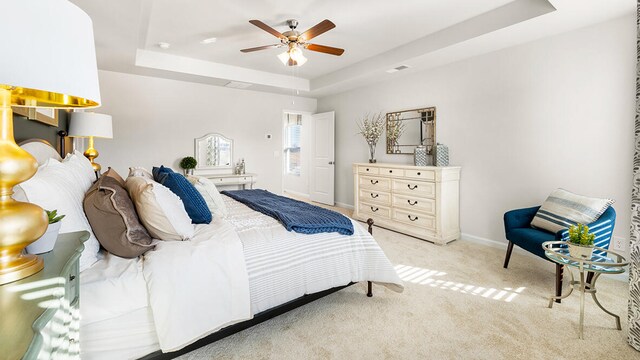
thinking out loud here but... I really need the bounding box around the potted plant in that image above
[26,210,65,254]
[567,223,596,259]
[356,112,385,163]
[180,156,197,175]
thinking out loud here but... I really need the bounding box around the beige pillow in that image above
[125,176,194,241]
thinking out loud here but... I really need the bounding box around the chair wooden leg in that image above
[555,264,563,304]
[503,241,514,268]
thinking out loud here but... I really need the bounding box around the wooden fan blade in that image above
[299,19,335,41]
[241,44,282,53]
[249,20,287,40]
[306,43,344,56]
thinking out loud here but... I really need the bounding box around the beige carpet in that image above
[178,222,635,360]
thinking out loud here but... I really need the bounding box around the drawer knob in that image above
[370,180,379,185]
[407,184,418,190]
[370,193,379,199]
[407,200,418,206]
[408,215,419,221]
[371,206,379,212]
[69,275,76,282]
[366,168,370,171]
[417,172,421,175]
[389,170,393,173]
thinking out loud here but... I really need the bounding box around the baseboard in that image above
[460,233,629,283]
[335,202,354,210]
[282,189,310,198]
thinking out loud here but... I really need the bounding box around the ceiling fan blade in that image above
[299,19,335,41]
[306,43,344,56]
[249,20,287,40]
[240,44,282,53]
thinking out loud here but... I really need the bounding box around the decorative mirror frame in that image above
[194,133,234,170]
[386,106,436,155]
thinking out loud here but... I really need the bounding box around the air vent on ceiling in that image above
[225,81,252,89]
[386,65,410,73]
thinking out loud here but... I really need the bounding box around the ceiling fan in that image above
[241,19,344,66]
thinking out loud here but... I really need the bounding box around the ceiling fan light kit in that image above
[242,18,344,67]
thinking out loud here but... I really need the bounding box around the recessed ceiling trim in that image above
[135,49,310,91]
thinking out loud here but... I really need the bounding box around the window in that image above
[284,114,302,176]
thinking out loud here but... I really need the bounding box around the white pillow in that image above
[62,150,96,192]
[128,167,154,180]
[125,176,194,241]
[186,175,228,218]
[19,159,100,271]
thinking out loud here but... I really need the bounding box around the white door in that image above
[310,111,335,205]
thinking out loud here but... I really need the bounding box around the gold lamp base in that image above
[0,87,48,285]
[84,136,101,172]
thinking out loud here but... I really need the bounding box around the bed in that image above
[18,140,404,359]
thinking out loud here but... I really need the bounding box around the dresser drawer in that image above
[392,179,435,198]
[405,169,435,181]
[357,165,379,175]
[379,167,404,177]
[359,176,391,191]
[392,194,436,215]
[359,189,391,205]
[359,202,391,218]
[392,208,436,230]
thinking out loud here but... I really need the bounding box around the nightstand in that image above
[0,231,89,360]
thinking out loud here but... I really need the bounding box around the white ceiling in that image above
[71,0,635,97]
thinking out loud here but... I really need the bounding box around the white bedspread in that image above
[141,217,251,352]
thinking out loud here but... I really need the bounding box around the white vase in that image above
[567,242,594,259]
[26,221,61,254]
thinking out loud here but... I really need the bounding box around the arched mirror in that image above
[194,133,233,170]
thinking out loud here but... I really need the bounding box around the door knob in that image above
[328,161,335,165]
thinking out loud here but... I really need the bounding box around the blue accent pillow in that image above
[152,166,212,224]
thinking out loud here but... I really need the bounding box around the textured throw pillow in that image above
[19,158,100,271]
[125,176,194,241]
[84,171,154,258]
[153,166,212,224]
[531,188,614,233]
[104,166,126,187]
[62,150,96,191]
[186,175,228,218]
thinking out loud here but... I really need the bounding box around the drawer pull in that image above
[370,193,379,198]
[370,206,379,212]
[370,180,379,185]
[407,184,418,190]
[407,200,418,206]
[408,215,419,221]
[417,172,421,175]
[69,275,76,282]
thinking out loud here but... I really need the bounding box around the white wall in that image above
[95,70,317,193]
[317,15,636,244]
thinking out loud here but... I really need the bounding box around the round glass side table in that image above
[542,241,628,340]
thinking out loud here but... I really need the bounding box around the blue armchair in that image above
[503,206,616,301]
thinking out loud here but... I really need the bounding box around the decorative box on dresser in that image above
[353,163,461,245]
[0,231,89,360]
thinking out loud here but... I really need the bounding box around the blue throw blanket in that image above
[221,189,354,235]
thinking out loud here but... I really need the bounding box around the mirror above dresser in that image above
[194,133,233,170]
[385,107,436,156]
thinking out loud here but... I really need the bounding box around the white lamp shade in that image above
[68,113,113,139]
[0,0,101,108]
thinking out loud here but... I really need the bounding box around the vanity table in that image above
[194,133,258,189]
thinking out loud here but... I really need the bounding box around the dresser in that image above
[0,231,89,360]
[353,163,460,245]
[205,173,257,189]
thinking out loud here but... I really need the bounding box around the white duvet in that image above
[141,217,251,352]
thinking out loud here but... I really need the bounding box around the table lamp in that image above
[68,113,113,172]
[0,0,101,285]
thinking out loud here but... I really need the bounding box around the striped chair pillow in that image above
[530,188,614,233]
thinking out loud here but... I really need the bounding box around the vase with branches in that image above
[356,112,385,163]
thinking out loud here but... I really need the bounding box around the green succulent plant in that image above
[567,223,595,246]
[46,209,65,224]
[180,156,197,170]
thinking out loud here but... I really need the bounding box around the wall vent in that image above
[225,81,252,89]
[386,65,410,73]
